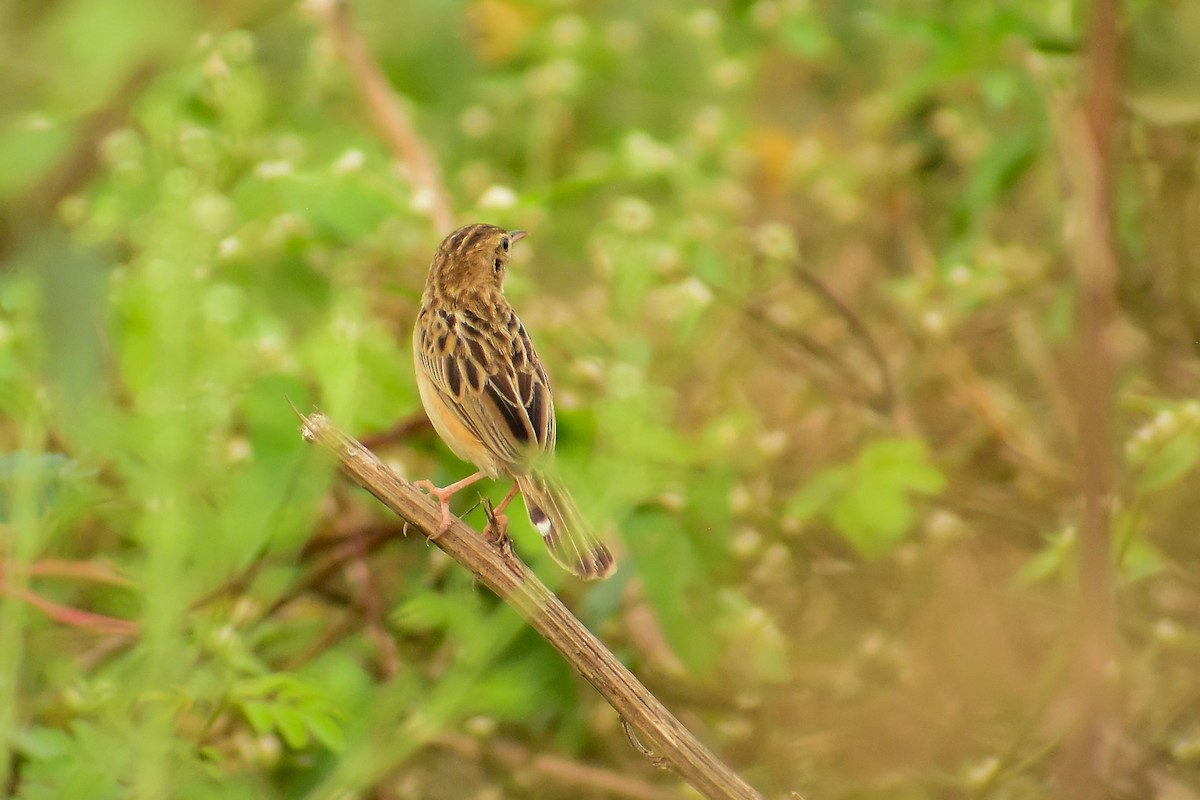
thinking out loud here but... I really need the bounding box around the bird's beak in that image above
[509,230,529,244]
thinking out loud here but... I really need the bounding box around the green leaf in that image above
[281,176,396,240]
[0,452,96,521]
[858,439,947,494]
[715,590,790,684]
[300,710,346,752]
[467,662,544,721]
[1119,535,1166,583]
[684,466,736,574]
[1137,432,1200,494]
[1014,528,1075,587]
[625,509,718,674]
[833,481,913,557]
[779,16,833,57]
[270,705,310,749]
[241,701,274,735]
[232,673,345,752]
[789,438,946,557]
[392,589,483,637]
[12,725,74,761]
[784,466,848,521]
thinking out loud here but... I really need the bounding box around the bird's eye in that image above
[493,258,502,271]
[501,238,510,252]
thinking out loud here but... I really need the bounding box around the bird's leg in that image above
[483,481,521,543]
[413,471,486,538]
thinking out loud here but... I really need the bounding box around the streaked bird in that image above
[412,223,615,580]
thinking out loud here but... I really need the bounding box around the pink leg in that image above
[484,482,521,542]
[494,481,520,515]
[413,472,486,537]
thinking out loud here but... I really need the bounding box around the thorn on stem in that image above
[481,498,512,553]
[622,718,670,770]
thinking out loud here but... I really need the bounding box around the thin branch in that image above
[358,412,433,451]
[5,559,134,587]
[0,559,138,636]
[719,259,895,414]
[791,266,896,413]
[0,586,138,637]
[435,732,680,800]
[1058,0,1121,794]
[263,522,401,620]
[315,0,455,231]
[296,409,767,800]
[1074,0,1119,703]
[345,536,401,680]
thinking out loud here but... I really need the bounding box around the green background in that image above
[2,0,1199,797]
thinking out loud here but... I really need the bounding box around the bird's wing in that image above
[416,303,555,468]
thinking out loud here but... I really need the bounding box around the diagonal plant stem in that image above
[1058,0,1121,794]
[316,0,455,232]
[295,409,769,800]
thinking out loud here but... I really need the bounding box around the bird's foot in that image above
[412,479,458,539]
[482,500,510,546]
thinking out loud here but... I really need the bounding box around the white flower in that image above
[688,9,721,39]
[410,187,436,213]
[255,160,292,179]
[922,309,948,336]
[604,19,641,52]
[680,277,714,307]
[753,221,798,261]
[459,106,495,139]
[218,236,241,258]
[712,59,748,89]
[551,15,587,49]
[610,196,655,234]
[622,131,676,176]
[332,148,365,174]
[947,264,972,286]
[525,58,582,98]
[478,184,518,210]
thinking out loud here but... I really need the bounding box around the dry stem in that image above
[317,0,455,231]
[1058,0,1121,794]
[296,410,767,800]
[435,732,680,800]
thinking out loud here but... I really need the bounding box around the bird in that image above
[412,223,616,580]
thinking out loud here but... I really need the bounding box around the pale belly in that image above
[415,358,506,479]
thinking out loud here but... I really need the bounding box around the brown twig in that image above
[263,522,402,620]
[0,586,138,637]
[435,731,679,800]
[358,412,433,451]
[296,409,767,800]
[791,266,896,413]
[0,559,138,636]
[722,260,895,414]
[1058,0,1121,795]
[316,0,455,231]
[345,535,401,680]
[5,558,134,587]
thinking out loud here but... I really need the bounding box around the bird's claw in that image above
[482,499,511,547]
[413,479,455,539]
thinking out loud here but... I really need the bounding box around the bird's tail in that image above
[516,471,616,580]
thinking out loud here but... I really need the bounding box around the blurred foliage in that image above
[2,0,1200,798]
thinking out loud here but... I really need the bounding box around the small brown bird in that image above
[412,223,616,580]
